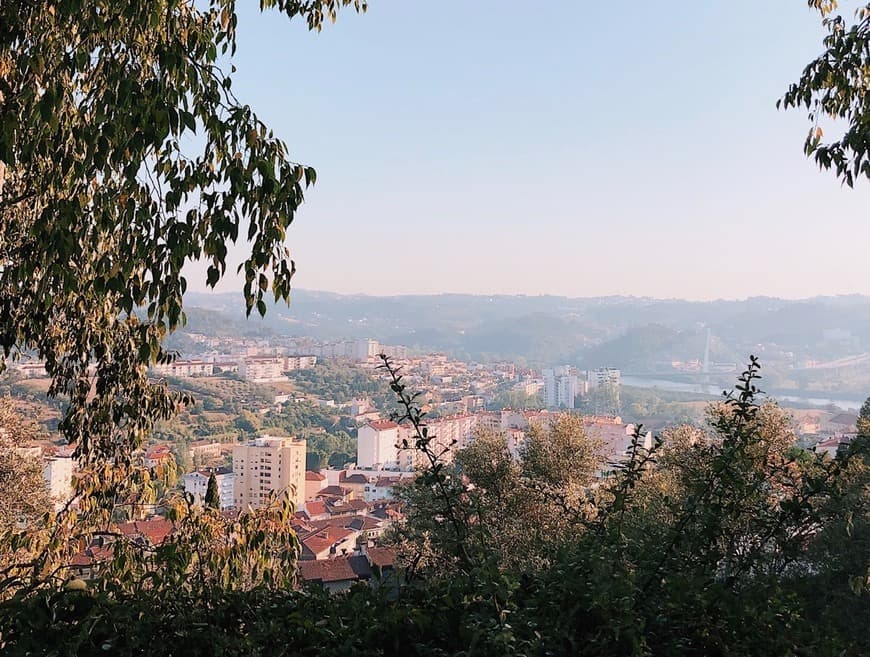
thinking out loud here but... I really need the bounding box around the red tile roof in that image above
[305,470,326,481]
[318,485,350,498]
[304,501,327,517]
[298,555,372,583]
[326,499,368,515]
[69,545,113,567]
[368,420,399,430]
[115,518,175,546]
[366,547,397,569]
[301,526,356,558]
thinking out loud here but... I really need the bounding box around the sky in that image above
[187,1,870,300]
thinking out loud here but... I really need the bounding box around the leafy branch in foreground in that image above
[781,1,870,186]
[377,353,476,575]
[0,0,365,481]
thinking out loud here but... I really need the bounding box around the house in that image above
[297,547,399,593]
[364,476,401,501]
[189,440,222,463]
[68,517,176,580]
[324,498,368,518]
[340,473,369,498]
[68,544,113,580]
[315,485,353,501]
[296,514,388,560]
[143,444,173,469]
[299,524,359,560]
[298,555,372,593]
[815,436,847,458]
[304,470,327,500]
[115,518,176,547]
[300,500,329,522]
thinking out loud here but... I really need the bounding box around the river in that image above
[622,376,863,411]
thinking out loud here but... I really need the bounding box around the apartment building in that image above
[543,366,578,409]
[356,420,401,470]
[152,359,214,378]
[285,355,317,371]
[587,367,621,388]
[43,454,75,510]
[183,467,235,509]
[232,436,307,509]
[238,357,286,383]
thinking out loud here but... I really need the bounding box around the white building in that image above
[357,414,478,472]
[13,362,49,379]
[151,359,214,378]
[544,366,578,409]
[43,455,74,511]
[183,467,235,509]
[587,368,621,388]
[380,344,409,359]
[356,420,401,470]
[238,357,286,383]
[285,355,317,371]
[233,435,307,509]
[355,339,379,362]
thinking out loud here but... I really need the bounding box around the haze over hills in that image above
[176,290,870,399]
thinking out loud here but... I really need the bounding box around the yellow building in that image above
[232,435,306,510]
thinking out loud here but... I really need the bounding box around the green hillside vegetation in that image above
[287,361,393,406]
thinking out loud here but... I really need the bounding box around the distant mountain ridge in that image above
[178,291,870,381]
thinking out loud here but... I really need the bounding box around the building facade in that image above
[356,420,400,470]
[544,366,579,409]
[238,357,287,383]
[43,455,74,510]
[232,436,307,509]
[152,359,214,377]
[183,467,235,509]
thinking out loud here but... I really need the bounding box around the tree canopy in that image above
[781,1,870,185]
[0,0,364,470]
[0,399,52,531]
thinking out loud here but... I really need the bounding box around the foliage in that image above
[0,0,365,486]
[286,360,393,405]
[620,384,707,426]
[858,395,870,437]
[0,399,52,531]
[781,1,870,186]
[485,388,542,411]
[204,472,220,510]
[2,359,870,655]
[577,382,621,416]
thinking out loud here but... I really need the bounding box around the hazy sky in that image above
[187,1,870,300]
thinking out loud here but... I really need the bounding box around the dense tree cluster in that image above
[0,400,52,531]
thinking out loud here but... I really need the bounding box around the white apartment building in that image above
[238,357,286,383]
[233,436,307,509]
[12,362,49,379]
[152,359,214,378]
[380,344,409,359]
[357,415,478,472]
[285,355,317,371]
[544,366,578,409]
[43,455,74,510]
[183,467,235,509]
[356,420,401,470]
[354,339,379,362]
[588,368,621,388]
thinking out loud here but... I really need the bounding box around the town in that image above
[5,333,863,591]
